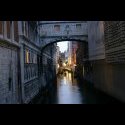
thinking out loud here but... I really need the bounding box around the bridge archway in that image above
[40,38,88,85]
[41,38,88,52]
[40,38,89,81]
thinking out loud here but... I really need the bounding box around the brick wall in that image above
[87,21,125,102]
[104,21,125,63]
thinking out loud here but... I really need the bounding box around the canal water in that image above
[56,72,83,104]
[35,71,122,104]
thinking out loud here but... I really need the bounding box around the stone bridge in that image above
[38,21,88,49]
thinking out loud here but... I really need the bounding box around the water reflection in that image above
[35,71,122,104]
[57,72,83,104]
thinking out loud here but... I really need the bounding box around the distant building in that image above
[60,52,65,63]
[76,42,88,80]
[55,45,60,74]
[56,45,60,62]
[67,41,78,66]
[64,50,68,65]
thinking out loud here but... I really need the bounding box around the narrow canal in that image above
[34,71,122,104]
[55,71,83,104]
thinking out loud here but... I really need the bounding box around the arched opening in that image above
[39,39,90,104]
[41,39,87,52]
[41,39,88,76]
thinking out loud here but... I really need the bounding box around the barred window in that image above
[26,50,29,63]
[76,24,81,31]
[54,25,60,32]
[22,21,28,37]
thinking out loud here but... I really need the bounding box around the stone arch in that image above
[41,38,88,52]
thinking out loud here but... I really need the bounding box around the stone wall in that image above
[39,21,88,48]
[0,41,19,104]
[0,21,20,104]
[88,21,105,60]
[93,59,125,102]
[76,42,86,79]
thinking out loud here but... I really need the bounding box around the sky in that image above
[57,41,68,52]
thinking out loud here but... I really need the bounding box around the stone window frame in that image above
[26,49,29,64]
[54,25,60,32]
[22,21,28,37]
[76,24,82,31]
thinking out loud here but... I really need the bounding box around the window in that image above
[29,50,31,63]
[0,21,3,35]
[26,50,29,63]
[6,21,11,39]
[33,54,36,64]
[54,25,60,32]
[66,25,69,29]
[22,21,28,37]
[76,24,81,31]
[31,52,35,63]
[64,25,71,35]
[25,22,28,37]
[14,21,19,42]
[33,54,37,64]
[22,21,24,34]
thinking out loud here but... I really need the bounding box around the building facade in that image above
[87,21,125,102]
[18,21,42,103]
[55,45,60,74]
[0,21,89,104]
[103,21,125,102]
[0,21,21,104]
[71,41,78,66]
[0,21,45,104]
[67,41,78,66]
[76,41,88,80]
[41,44,57,90]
